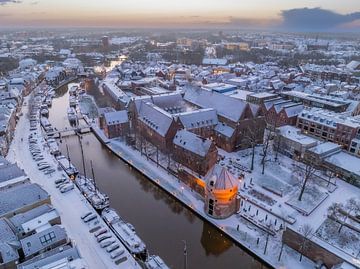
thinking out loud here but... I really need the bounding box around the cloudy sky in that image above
[0,0,359,30]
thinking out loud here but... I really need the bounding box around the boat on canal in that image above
[56,155,79,179]
[75,174,110,210]
[67,107,77,124]
[69,85,78,96]
[69,96,77,107]
[40,107,49,117]
[102,207,148,262]
[144,255,170,269]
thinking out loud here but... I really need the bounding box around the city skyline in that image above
[0,0,359,31]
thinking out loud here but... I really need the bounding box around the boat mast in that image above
[66,144,71,169]
[90,160,97,193]
[79,135,87,179]
[182,240,187,269]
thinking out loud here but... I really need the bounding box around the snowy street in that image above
[7,96,139,269]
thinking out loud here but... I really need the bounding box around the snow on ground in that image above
[315,218,360,258]
[219,144,360,267]
[99,127,360,268]
[98,135,315,269]
[7,95,139,269]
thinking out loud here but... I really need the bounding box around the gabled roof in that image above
[0,183,49,217]
[205,165,238,190]
[214,123,235,138]
[20,225,67,258]
[104,110,128,125]
[0,218,20,264]
[184,87,255,123]
[9,204,54,234]
[17,245,81,269]
[173,129,213,157]
[283,104,304,118]
[138,102,174,137]
[0,163,26,183]
[176,108,218,129]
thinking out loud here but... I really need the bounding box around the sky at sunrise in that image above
[0,0,360,30]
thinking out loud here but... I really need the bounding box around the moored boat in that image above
[102,208,148,261]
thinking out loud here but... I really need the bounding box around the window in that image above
[39,231,56,246]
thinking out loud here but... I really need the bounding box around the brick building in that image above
[204,165,240,219]
[261,98,304,127]
[136,101,180,152]
[103,110,130,139]
[173,130,218,176]
[184,87,266,152]
[297,108,360,155]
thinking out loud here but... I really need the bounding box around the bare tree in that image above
[297,163,317,201]
[243,124,264,171]
[261,128,273,174]
[327,202,341,219]
[299,224,313,262]
[326,171,336,187]
[339,198,359,233]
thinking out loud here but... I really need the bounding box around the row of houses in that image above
[0,61,46,156]
[274,126,360,187]
[0,157,87,269]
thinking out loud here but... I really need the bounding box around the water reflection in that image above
[49,83,268,269]
[201,222,233,257]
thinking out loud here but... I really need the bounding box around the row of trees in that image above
[244,120,332,202]
[328,198,360,233]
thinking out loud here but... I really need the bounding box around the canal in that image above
[48,83,269,269]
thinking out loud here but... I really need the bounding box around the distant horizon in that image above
[0,0,360,32]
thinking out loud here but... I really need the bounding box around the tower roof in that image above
[205,165,238,190]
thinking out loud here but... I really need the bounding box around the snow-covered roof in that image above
[299,108,360,129]
[0,219,19,264]
[225,89,253,101]
[0,163,26,183]
[176,108,218,130]
[324,151,360,177]
[9,204,54,234]
[283,104,304,117]
[214,123,235,138]
[173,129,213,157]
[307,142,341,155]
[202,58,228,66]
[184,87,255,123]
[205,165,238,190]
[20,225,67,258]
[17,245,81,269]
[277,125,318,146]
[138,102,174,137]
[104,110,128,125]
[346,60,360,70]
[0,183,49,217]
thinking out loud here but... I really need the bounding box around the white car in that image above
[60,183,74,193]
[83,213,97,223]
[110,248,125,259]
[100,238,116,248]
[106,243,120,253]
[97,233,112,243]
[94,228,108,237]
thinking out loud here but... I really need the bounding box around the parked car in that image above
[106,243,120,253]
[110,248,124,259]
[100,238,116,248]
[60,183,74,193]
[97,233,112,243]
[83,213,97,223]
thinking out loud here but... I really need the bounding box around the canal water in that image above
[48,83,268,269]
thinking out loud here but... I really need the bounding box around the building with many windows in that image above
[297,108,360,156]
